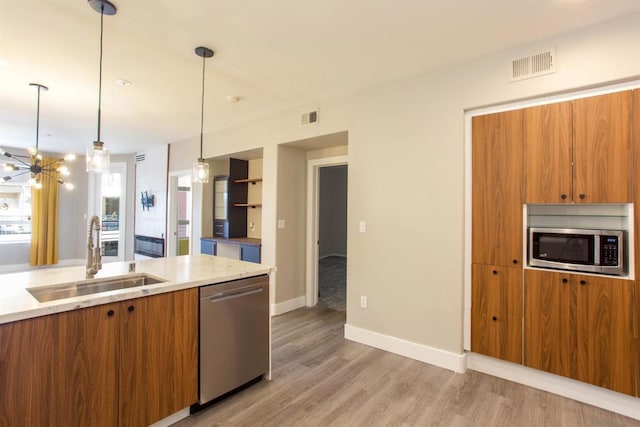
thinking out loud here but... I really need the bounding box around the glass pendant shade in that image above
[86,141,110,173]
[193,158,209,183]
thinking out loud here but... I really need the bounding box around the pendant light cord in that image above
[199,53,206,160]
[35,86,41,153]
[97,4,105,143]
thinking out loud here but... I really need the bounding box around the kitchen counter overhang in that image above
[0,254,274,325]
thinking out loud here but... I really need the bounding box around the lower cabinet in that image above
[201,238,217,255]
[240,244,261,263]
[471,264,522,363]
[0,288,198,427]
[524,269,635,396]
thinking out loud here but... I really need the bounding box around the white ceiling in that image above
[1,0,640,156]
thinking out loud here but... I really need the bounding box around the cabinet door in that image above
[472,264,522,316]
[573,91,632,203]
[574,275,635,396]
[524,269,574,379]
[471,310,522,364]
[119,289,198,427]
[0,304,118,427]
[201,238,217,255]
[241,244,261,263]
[472,110,523,266]
[471,264,522,363]
[637,280,640,397]
[524,102,573,203]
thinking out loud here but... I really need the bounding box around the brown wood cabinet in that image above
[574,91,633,203]
[471,264,522,363]
[0,288,198,427]
[525,91,632,203]
[119,288,198,427]
[0,303,119,427]
[472,109,523,267]
[524,269,635,396]
[524,101,573,203]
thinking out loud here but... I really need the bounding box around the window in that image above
[0,182,32,242]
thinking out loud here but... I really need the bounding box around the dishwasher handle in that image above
[209,285,263,303]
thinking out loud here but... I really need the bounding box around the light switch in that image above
[359,221,366,233]
[278,219,286,229]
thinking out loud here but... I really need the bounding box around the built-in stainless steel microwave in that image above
[528,227,625,276]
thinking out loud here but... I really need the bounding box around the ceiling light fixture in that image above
[0,83,75,190]
[86,0,116,173]
[193,46,214,184]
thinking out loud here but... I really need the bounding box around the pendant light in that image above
[86,0,116,173]
[1,83,75,190]
[192,46,214,183]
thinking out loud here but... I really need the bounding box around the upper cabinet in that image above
[472,109,523,267]
[525,91,633,204]
[524,102,573,203]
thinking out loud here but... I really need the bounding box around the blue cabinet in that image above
[240,245,261,263]
[201,239,217,255]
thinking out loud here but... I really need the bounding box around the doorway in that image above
[88,162,127,262]
[168,171,192,257]
[306,155,348,308]
[317,165,348,311]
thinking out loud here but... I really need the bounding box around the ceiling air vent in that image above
[135,153,146,163]
[301,109,319,126]
[510,48,555,82]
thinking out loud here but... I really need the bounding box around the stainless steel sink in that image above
[27,274,167,303]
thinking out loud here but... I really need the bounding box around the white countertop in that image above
[0,254,274,325]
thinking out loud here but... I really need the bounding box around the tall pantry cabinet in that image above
[471,109,523,363]
[472,90,638,397]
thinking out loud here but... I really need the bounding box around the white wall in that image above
[247,158,263,239]
[275,145,307,303]
[167,13,640,356]
[135,145,168,240]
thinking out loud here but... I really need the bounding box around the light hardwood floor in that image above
[174,307,640,427]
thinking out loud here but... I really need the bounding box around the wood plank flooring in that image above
[174,306,640,427]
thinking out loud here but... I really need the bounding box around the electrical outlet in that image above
[278,219,286,229]
[360,296,367,308]
[359,221,367,233]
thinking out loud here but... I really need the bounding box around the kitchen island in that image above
[0,254,274,427]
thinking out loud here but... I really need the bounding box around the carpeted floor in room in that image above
[318,255,346,311]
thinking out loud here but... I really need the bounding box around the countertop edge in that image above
[0,255,275,325]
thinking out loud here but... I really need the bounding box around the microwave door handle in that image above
[594,235,600,266]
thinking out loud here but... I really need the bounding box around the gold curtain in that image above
[30,159,59,266]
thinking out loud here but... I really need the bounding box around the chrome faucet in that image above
[86,215,102,279]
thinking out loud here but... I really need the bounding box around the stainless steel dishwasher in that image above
[199,274,269,404]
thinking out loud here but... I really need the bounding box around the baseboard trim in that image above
[271,295,306,316]
[344,323,466,373]
[0,258,84,274]
[149,407,190,427]
[467,352,640,421]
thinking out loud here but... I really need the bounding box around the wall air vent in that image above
[301,109,319,126]
[510,48,555,82]
[135,153,146,163]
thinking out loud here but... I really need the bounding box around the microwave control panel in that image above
[600,236,619,266]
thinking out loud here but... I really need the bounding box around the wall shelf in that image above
[234,203,262,208]
[235,178,263,185]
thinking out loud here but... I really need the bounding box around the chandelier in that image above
[1,83,75,190]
